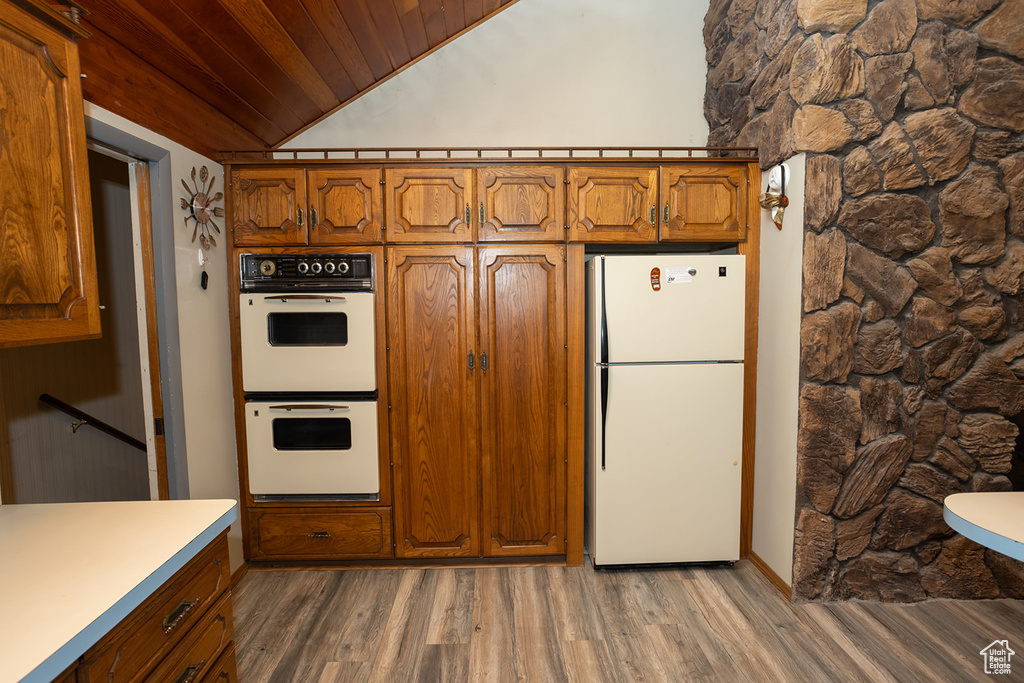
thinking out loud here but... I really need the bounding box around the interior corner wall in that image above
[752,154,804,589]
[83,104,242,573]
[285,0,711,149]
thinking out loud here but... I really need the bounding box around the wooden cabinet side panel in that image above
[384,167,473,243]
[0,4,100,347]
[309,166,383,244]
[567,167,657,243]
[229,168,307,245]
[659,164,748,241]
[478,245,567,556]
[477,166,565,242]
[387,247,480,557]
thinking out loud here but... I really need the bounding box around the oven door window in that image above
[267,312,348,346]
[272,417,352,451]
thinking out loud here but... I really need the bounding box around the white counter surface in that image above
[944,492,1024,562]
[0,499,237,683]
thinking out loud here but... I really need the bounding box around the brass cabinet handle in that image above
[481,352,489,373]
[297,207,304,227]
[310,205,318,228]
[465,203,471,226]
[172,659,206,683]
[162,597,200,633]
[468,351,475,372]
[649,206,655,225]
[479,202,485,225]
[664,202,669,222]
[308,530,332,539]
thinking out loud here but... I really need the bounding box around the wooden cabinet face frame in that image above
[659,164,748,242]
[385,167,473,243]
[0,2,100,348]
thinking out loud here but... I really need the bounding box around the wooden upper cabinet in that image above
[567,167,658,243]
[476,166,565,242]
[385,167,473,243]
[660,164,748,241]
[478,245,566,556]
[0,2,100,348]
[387,247,480,558]
[230,168,307,245]
[308,167,382,245]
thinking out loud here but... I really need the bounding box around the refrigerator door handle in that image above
[599,256,609,469]
[600,364,608,469]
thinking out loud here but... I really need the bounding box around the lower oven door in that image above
[239,292,376,393]
[245,400,379,498]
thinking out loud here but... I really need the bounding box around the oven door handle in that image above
[262,295,347,302]
[268,404,351,411]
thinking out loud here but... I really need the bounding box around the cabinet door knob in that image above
[481,352,489,373]
[468,351,475,372]
[310,205,318,228]
[297,207,304,227]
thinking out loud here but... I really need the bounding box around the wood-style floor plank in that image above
[233,559,1024,682]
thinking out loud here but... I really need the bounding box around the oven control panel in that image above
[240,253,373,291]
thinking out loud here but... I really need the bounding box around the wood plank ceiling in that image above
[73,0,520,158]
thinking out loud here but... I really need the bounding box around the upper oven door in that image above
[239,292,376,392]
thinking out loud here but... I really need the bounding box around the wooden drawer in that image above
[80,534,231,683]
[146,592,233,683]
[201,642,237,682]
[248,507,393,560]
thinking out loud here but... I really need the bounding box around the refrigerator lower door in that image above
[591,362,743,565]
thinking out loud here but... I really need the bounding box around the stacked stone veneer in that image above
[705,0,1024,601]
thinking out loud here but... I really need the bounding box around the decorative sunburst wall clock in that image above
[180,165,223,249]
[181,166,224,289]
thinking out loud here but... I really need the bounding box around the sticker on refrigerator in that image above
[650,267,661,291]
[665,267,693,284]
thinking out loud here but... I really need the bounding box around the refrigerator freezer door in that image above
[591,362,744,565]
[601,254,745,363]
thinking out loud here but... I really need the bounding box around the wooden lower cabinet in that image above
[387,244,567,559]
[247,507,393,561]
[78,533,235,683]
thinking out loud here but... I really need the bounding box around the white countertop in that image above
[944,492,1024,562]
[0,499,237,683]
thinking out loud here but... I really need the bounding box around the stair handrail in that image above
[38,393,147,452]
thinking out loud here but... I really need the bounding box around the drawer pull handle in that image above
[162,598,200,633]
[173,658,207,683]
[309,530,332,539]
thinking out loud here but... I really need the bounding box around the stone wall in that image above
[705,0,1024,600]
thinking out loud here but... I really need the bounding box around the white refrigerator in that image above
[585,254,745,566]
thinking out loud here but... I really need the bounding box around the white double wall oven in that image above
[238,252,380,500]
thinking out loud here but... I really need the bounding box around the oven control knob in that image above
[259,260,276,276]
[324,261,336,274]
[338,261,350,274]
[310,261,323,274]
[297,261,309,274]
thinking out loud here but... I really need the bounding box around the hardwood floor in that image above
[233,559,1024,682]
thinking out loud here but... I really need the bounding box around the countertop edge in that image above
[21,500,238,683]
[943,492,1024,563]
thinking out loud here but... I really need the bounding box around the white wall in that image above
[751,154,805,588]
[83,104,242,572]
[286,0,710,148]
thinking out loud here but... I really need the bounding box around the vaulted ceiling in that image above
[74,0,520,158]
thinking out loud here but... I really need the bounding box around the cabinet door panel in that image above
[387,247,479,557]
[477,166,565,242]
[660,164,748,241]
[0,4,100,347]
[385,168,472,243]
[309,167,382,244]
[479,245,566,556]
[230,168,307,245]
[567,167,657,243]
